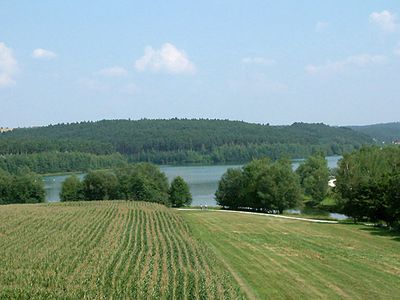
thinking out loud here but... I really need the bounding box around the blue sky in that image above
[1,1,400,127]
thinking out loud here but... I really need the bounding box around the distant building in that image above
[394,140,400,145]
[0,127,13,133]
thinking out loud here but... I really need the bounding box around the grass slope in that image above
[0,201,243,299]
[182,210,400,300]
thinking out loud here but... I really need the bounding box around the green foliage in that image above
[0,120,372,171]
[60,175,83,201]
[296,152,330,205]
[0,152,127,175]
[169,176,192,207]
[215,168,244,209]
[350,122,400,143]
[216,158,301,213]
[0,170,45,204]
[115,163,169,204]
[336,146,400,226]
[63,163,170,205]
[83,171,119,201]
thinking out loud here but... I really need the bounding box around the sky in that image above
[1,0,400,128]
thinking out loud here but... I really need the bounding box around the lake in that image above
[43,156,342,206]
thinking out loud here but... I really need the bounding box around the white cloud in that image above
[242,57,276,66]
[369,10,398,32]
[315,21,329,32]
[306,54,387,74]
[32,48,57,59]
[135,43,196,74]
[95,66,128,77]
[0,42,18,88]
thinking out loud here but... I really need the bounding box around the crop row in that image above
[0,201,244,299]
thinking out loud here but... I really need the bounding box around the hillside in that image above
[349,122,400,143]
[0,119,372,167]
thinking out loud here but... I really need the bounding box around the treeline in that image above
[216,146,400,228]
[336,146,400,227]
[129,142,353,164]
[350,122,400,143]
[0,152,127,174]
[0,119,372,168]
[0,170,45,204]
[60,163,192,207]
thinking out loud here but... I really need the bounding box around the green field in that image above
[0,202,243,299]
[1,202,400,299]
[182,210,400,299]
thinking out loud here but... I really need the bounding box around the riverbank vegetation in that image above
[60,163,191,207]
[336,146,400,228]
[215,158,302,213]
[0,170,44,204]
[0,119,372,174]
[0,152,127,175]
[215,146,400,229]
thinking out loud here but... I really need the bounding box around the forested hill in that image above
[349,122,400,143]
[0,119,373,166]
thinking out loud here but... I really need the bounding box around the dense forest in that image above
[0,152,127,174]
[350,122,400,143]
[0,119,373,173]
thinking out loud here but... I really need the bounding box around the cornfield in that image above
[0,201,244,299]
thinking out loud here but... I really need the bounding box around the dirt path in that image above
[177,208,338,224]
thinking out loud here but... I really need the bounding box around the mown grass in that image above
[0,201,244,299]
[182,210,400,300]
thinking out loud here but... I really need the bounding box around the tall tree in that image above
[60,175,83,202]
[169,176,192,207]
[215,168,244,209]
[296,152,329,205]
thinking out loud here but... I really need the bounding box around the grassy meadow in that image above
[0,201,243,299]
[182,210,400,300]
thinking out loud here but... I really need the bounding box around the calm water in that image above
[43,156,342,206]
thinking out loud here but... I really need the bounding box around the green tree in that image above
[216,158,301,213]
[258,159,302,213]
[0,170,11,204]
[115,163,169,204]
[169,176,192,207]
[336,146,400,226]
[83,171,118,200]
[215,168,244,209]
[296,153,329,205]
[9,173,45,204]
[60,175,83,201]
